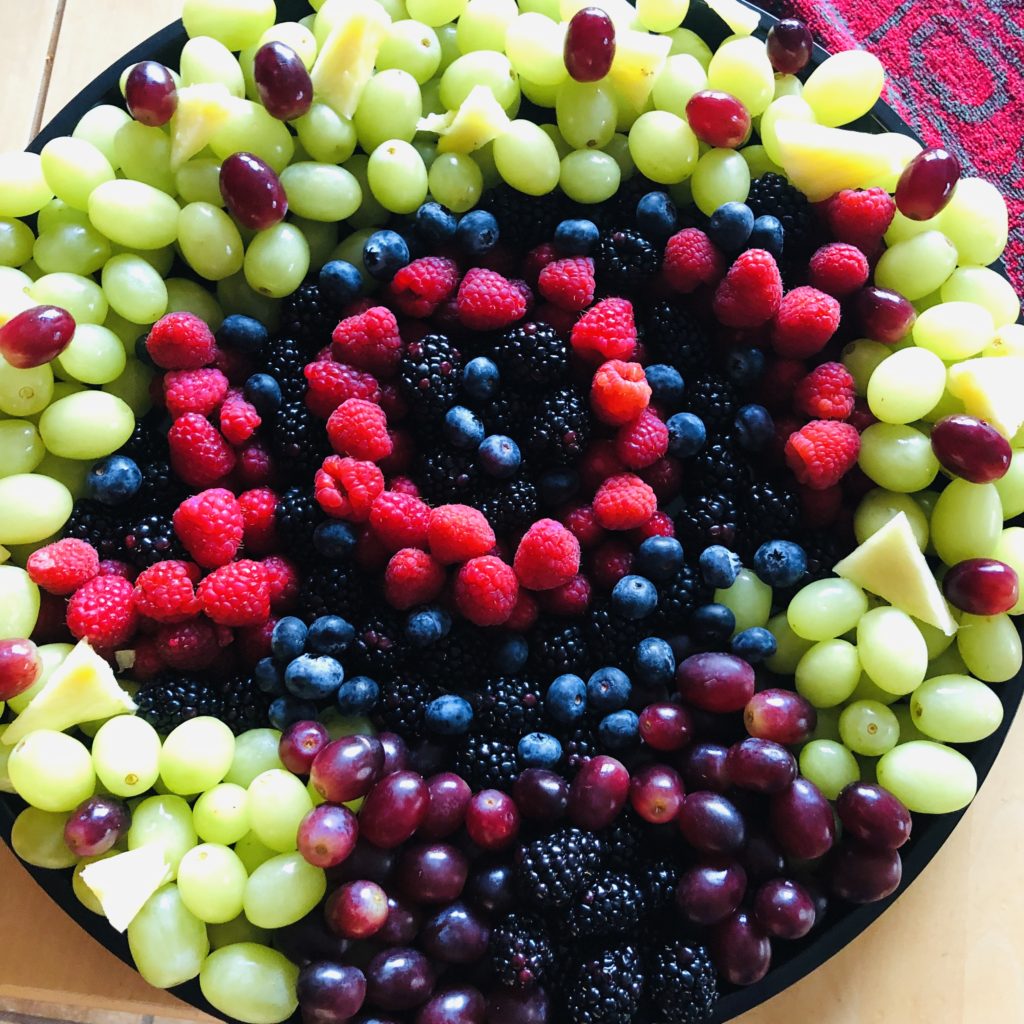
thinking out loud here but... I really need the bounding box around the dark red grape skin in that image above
[676,652,755,713]
[629,763,684,824]
[125,60,178,126]
[219,151,288,231]
[254,41,314,121]
[420,773,472,838]
[563,7,615,82]
[464,862,515,916]
[485,984,550,1024]
[415,987,486,1024]
[0,305,76,369]
[679,743,731,793]
[396,842,468,904]
[567,755,630,830]
[276,911,351,966]
[753,879,816,939]
[675,860,747,925]
[855,286,917,344]
[360,772,430,849]
[677,791,746,855]
[310,735,385,804]
[769,778,836,860]
[325,879,389,939]
[63,797,130,857]
[827,842,903,903]
[685,90,751,149]
[379,732,410,775]
[512,769,569,822]
[279,720,330,775]
[465,789,520,850]
[726,738,797,794]
[744,689,816,745]
[942,558,1019,615]
[742,831,787,882]
[931,414,1012,484]
[332,839,397,885]
[298,804,359,869]
[712,910,772,986]
[766,18,813,73]
[297,961,367,1023]
[419,902,491,964]
[378,896,422,945]
[0,638,41,700]
[835,782,912,850]
[895,146,961,221]
[366,948,436,1013]
[638,702,693,751]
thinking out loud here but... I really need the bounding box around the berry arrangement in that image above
[0,1,1021,1023]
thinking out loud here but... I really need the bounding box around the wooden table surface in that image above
[0,2,1022,1021]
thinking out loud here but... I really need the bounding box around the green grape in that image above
[0,420,44,477]
[505,13,567,85]
[113,122,176,195]
[211,100,295,174]
[555,80,617,150]
[92,716,161,798]
[838,699,900,756]
[873,230,958,301]
[88,180,180,250]
[457,0,517,52]
[914,617,955,661]
[787,577,868,641]
[441,53,519,110]
[940,266,1020,328]
[930,479,1002,566]
[30,271,108,325]
[435,22,461,70]
[691,147,750,215]
[175,159,226,208]
[763,610,813,673]
[994,451,1024,519]
[32,454,88,505]
[200,942,300,1024]
[866,346,945,425]
[0,153,54,218]
[758,95,816,167]
[857,606,928,696]
[706,37,774,116]
[279,164,362,225]
[739,144,782,180]
[178,203,245,283]
[73,104,132,169]
[650,54,707,116]
[101,254,168,326]
[876,740,977,814]
[330,230,376,289]
[34,223,111,276]
[602,132,636,179]
[0,474,72,545]
[957,612,1022,683]
[520,76,559,108]
[413,137,437,169]
[104,357,154,418]
[292,217,339,272]
[340,156,390,232]
[428,152,483,212]
[938,178,1008,267]
[55,324,127,385]
[160,717,236,796]
[891,703,926,743]
[473,141,501,188]
[637,0,688,32]
[181,36,246,96]
[244,223,311,299]
[559,150,620,204]
[910,674,1002,743]
[182,0,276,50]
[8,730,95,812]
[885,206,937,247]
[854,489,929,550]
[367,141,429,214]
[773,73,803,99]
[911,301,995,361]
[627,110,698,184]
[795,639,861,708]
[0,727,12,792]
[208,914,271,950]
[493,120,560,195]
[177,844,249,924]
[842,339,890,396]
[294,103,357,164]
[993,528,1024,614]
[713,568,771,633]
[234,831,278,873]
[128,794,198,878]
[247,768,313,852]
[809,706,841,742]
[194,783,251,845]
[0,565,39,641]
[801,50,884,127]
[165,277,226,331]
[243,852,327,929]
[519,0,559,13]
[666,26,712,66]
[128,884,209,989]
[11,807,77,869]
[849,672,900,706]
[115,242,176,278]
[258,20,318,68]
[799,740,859,800]
[858,423,939,493]
[38,391,134,460]
[407,0,467,25]
[379,0,410,21]
[0,218,34,267]
[377,19,442,83]
[354,70,422,151]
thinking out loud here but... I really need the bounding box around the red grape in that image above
[769,778,836,860]
[396,842,468,904]
[835,782,912,850]
[855,285,917,344]
[333,838,397,884]
[680,742,731,793]
[0,305,76,369]
[416,987,486,1024]
[895,146,960,221]
[254,41,313,121]
[675,860,747,925]
[380,731,410,774]
[420,773,472,838]
[465,789,520,851]
[726,737,797,794]
[943,557,1019,615]
[419,902,491,964]
[378,895,422,945]
[275,911,351,965]
[567,754,630,830]
[744,689,816,745]
[742,831,787,882]
[685,90,751,149]
[931,414,1012,484]
[677,791,746,854]
[753,878,816,938]
[325,879,389,939]
[827,841,903,903]
[297,804,359,869]
[676,652,755,712]
[359,771,429,848]
[766,18,813,74]
[563,7,615,82]
[63,796,129,857]
[464,862,515,917]
[219,151,288,230]
[310,735,385,803]
[279,719,330,775]
[638,702,693,751]
[125,60,178,127]
[0,638,42,701]
[485,984,550,1024]
[512,768,569,822]
[713,910,772,986]
[629,763,684,824]
[298,961,367,1023]
[366,948,436,1011]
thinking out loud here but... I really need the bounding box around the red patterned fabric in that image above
[764,0,1024,292]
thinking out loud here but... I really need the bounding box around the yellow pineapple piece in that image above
[609,30,672,111]
[703,0,761,36]
[170,83,235,170]
[311,4,391,119]
[80,846,172,932]
[424,87,511,154]
[947,356,1024,439]
[0,545,8,564]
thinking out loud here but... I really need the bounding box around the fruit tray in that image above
[0,0,1021,1021]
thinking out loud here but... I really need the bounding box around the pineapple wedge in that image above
[424,86,511,154]
[947,356,1024,440]
[609,30,672,111]
[0,545,9,564]
[702,0,761,36]
[834,512,957,636]
[2,639,136,746]
[312,3,391,119]
[80,846,172,932]
[170,83,235,170]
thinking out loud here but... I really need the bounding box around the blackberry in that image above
[566,870,645,938]
[471,675,545,742]
[492,322,569,386]
[454,733,520,791]
[642,300,713,376]
[377,674,439,738]
[636,857,683,916]
[479,476,539,533]
[489,912,556,988]
[600,174,660,231]
[529,621,589,678]
[275,486,322,561]
[525,387,591,466]
[300,565,362,620]
[742,477,801,554]
[272,399,329,479]
[350,606,407,677]
[120,415,169,464]
[416,621,490,689]
[595,228,660,294]
[682,372,738,432]
[123,512,184,567]
[477,186,563,251]
[417,449,481,505]
[683,436,750,497]
[746,172,815,254]
[218,674,271,734]
[135,675,221,733]
[559,724,599,776]
[645,942,718,1024]
[566,945,644,1024]
[481,391,532,441]
[802,528,850,583]
[675,492,741,551]
[62,500,127,561]
[585,601,643,673]
[654,565,708,630]
[600,814,645,871]
[134,459,186,511]
[516,827,604,908]
[400,333,463,418]
[279,282,334,350]
[261,335,308,401]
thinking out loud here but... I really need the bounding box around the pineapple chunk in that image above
[609,30,672,111]
[170,83,235,170]
[426,87,511,154]
[947,356,1024,440]
[0,545,9,564]
[2,639,136,746]
[311,4,391,119]
[702,0,761,36]
[80,846,171,932]
[773,120,900,202]
[834,512,957,636]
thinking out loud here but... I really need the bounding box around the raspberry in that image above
[239,487,279,555]
[132,560,202,623]
[793,362,856,420]
[579,439,627,493]
[456,268,527,331]
[785,420,861,490]
[173,488,244,568]
[808,243,870,298]
[593,474,658,530]
[454,555,519,626]
[590,360,652,426]
[97,560,136,580]
[538,257,596,311]
[615,410,669,469]
[388,256,460,317]
[538,574,592,617]
[428,504,496,565]
[155,617,222,671]
[639,456,683,500]
[630,510,675,542]
[163,368,229,419]
[146,312,217,370]
[370,490,431,550]
[304,361,380,419]
[168,413,236,488]
[211,345,251,385]
[130,637,164,680]
[513,519,581,591]
[236,440,274,487]
[589,539,635,589]
[261,554,300,612]
[825,188,896,250]
[771,286,842,358]
[848,396,877,433]
[524,242,558,284]
[570,298,637,361]
[379,382,409,422]
[758,358,808,413]
[197,559,271,627]
[219,391,262,445]
[331,306,403,377]
[506,589,539,631]
[713,249,783,328]
[534,301,579,339]
[384,548,447,609]
[66,575,138,648]
[327,398,393,462]
[315,456,385,521]
[662,228,727,292]
[27,539,99,595]
[236,618,276,665]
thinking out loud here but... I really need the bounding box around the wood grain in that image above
[0,3,1023,1023]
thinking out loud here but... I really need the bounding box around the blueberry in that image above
[336,675,381,715]
[406,606,452,647]
[726,347,765,387]
[319,259,363,309]
[749,214,785,258]
[611,574,659,620]
[517,731,563,769]
[414,201,459,247]
[494,634,529,674]
[634,636,676,685]
[691,602,736,644]
[462,356,500,400]
[753,539,808,587]
[598,709,640,751]
[587,666,632,713]
[268,695,319,731]
[363,229,410,281]
[635,191,678,242]
[645,363,685,408]
[307,615,356,657]
[735,404,774,451]
[699,545,742,589]
[731,626,778,663]
[666,412,707,457]
[313,521,358,561]
[216,313,268,355]
[271,616,307,663]
[546,673,587,724]
[86,454,142,506]
[538,468,579,505]
[284,653,345,700]
[425,694,474,736]
[635,536,684,581]
[456,209,499,255]
[554,218,600,256]
[444,406,486,450]
[254,656,285,695]
[708,201,755,254]
[478,434,521,478]
[244,372,282,416]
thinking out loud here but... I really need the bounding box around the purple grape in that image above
[64,796,129,857]
[415,987,486,1024]
[365,948,436,1012]
[297,961,367,1023]
[753,878,816,939]
[396,842,468,904]
[419,902,491,964]
[675,860,748,925]
[254,41,313,121]
[125,60,177,126]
